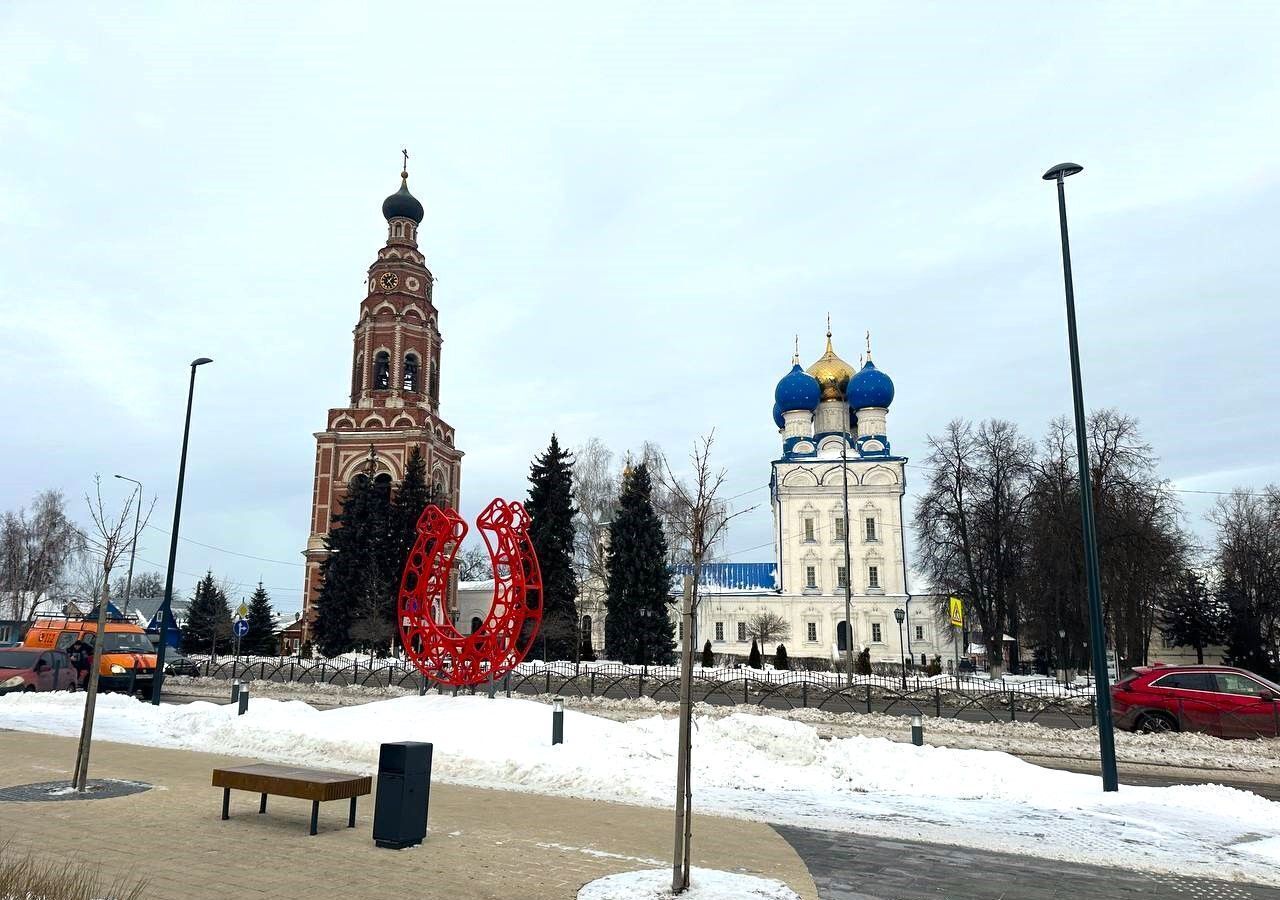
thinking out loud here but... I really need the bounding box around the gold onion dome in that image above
[806,330,855,401]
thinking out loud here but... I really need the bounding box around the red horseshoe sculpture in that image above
[397,498,543,687]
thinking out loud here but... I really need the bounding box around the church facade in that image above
[300,165,464,642]
[684,328,942,669]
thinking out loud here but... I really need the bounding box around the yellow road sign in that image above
[236,602,249,618]
[948,596,964,628]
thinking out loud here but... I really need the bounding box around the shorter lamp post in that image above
[894,608,907,690]
[551,696,565,745]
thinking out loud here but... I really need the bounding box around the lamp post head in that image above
[1042,162,1084,181]
[191,357,214,367]
[1059,629,1067,639]
[894,608,905,625]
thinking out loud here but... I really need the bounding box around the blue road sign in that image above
[233,618,249,638]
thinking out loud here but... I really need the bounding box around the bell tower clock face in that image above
[380,272,399,291]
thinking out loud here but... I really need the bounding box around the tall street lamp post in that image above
[152,357,213,705]
[1058,627,1068,682]
[840,440,854,688]
[112,475,143,617]
[1043,162,1118,792]
[893,607,907,690]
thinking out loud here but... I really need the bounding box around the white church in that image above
[683,327,941,669]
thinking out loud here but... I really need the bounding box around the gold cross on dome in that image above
[401,148,409,177]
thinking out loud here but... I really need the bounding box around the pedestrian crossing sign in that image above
[948,596,964,628]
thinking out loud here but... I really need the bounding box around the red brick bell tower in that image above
[301,157,464,640]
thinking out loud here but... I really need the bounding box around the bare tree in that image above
[659,431,754,894]
[914,419,1034,677]
[1211,486,1280,678]
[74,477,153,791]
[572,438,618,645]
[454,545,491,582]
[0,490,83,624]
[745,610,791,652]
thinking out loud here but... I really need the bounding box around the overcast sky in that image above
[2,4,1277,614]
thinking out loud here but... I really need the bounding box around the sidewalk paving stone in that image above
[0,730,817,900]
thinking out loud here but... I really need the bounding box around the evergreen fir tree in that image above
[182,571,232,655]
[1160,569,1222,665]
[525,435,579,661]
[244,583,277,656]
[773,644,789,670]
[748,638,762,669]
[604,463,675,665]
[701,639,714,668]
[386,446,444,636]
[313,467,395,657]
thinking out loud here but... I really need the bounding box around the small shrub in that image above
[0,841,146,900]
[748,639,762,669]
[926,655,943,677]
[701,640,714,668]
[773,644,789,670]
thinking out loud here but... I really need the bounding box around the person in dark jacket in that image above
[66,638,94,688]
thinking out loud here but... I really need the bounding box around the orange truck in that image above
[22,616,158,694]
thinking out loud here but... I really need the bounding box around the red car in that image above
[0,648,79,695]
[1111,664,1280,739]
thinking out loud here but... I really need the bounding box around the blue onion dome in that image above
[382,171,424,223]
[848,359,895,409]
[772,401,784,429]
[774,361,821,416]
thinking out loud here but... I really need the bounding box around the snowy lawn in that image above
[1,692,1278,885]
[578,868,799,900]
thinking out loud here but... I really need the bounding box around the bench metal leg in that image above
[310,800,319,836]
[221,787,230,821]
[259,793,267,814]
[348,796,357,828]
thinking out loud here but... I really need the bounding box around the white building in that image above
[680,329,942,669]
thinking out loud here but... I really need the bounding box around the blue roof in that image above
[847,359,895,409]
[671,562,777,593]
[774,364,821,415]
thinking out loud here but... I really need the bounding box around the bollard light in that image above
[237,684,250,716]
[552,696,565,745]
[231,680,241,703]
[911,715,923,747]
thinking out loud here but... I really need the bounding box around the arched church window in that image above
[373,351,391,390]
[394,222,404,237]
[428,359,439,402]
[470,617,483,634]
[837,621,850,652]
[581,614,592,634]
[403,353,420,392]
[351,353,363,400]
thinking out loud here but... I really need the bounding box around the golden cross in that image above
[401,148,409,177]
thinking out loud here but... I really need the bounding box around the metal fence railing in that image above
[190,657,1100,729]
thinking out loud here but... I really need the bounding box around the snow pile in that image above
[2,692,1279,884]
[578,868,799,900]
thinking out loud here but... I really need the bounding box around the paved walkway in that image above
[0,731,818,900]
[777,827,1280,900]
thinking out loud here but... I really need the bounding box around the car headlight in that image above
[110,664,127,675]
[1,675,24,689]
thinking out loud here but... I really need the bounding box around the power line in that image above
[142,522,305,568]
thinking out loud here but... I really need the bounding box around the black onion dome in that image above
[382,175,424,223]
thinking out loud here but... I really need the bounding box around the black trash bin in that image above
[373,741,432,849]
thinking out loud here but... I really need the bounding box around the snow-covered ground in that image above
[578,868,800,900]
[165,677,1280,775]
[2,692,1277,885]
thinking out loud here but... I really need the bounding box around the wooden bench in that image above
[212,763,372,836]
